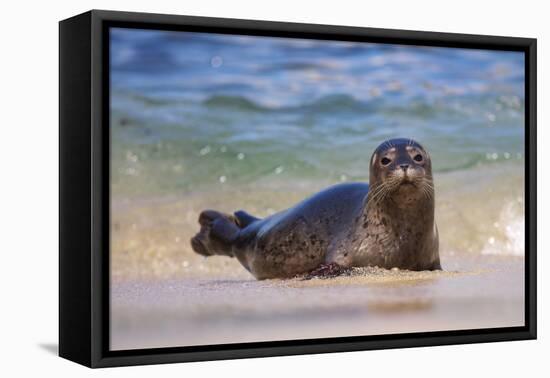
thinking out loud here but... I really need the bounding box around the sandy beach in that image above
[111,256,523,350]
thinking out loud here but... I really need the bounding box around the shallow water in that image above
[109,29,525,350]
[110,28,525,197]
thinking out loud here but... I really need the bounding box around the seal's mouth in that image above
[368,174,433,208]
[400,181,416,187]
[397,175,417,187]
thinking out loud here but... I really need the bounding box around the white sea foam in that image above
[482,200,525,256]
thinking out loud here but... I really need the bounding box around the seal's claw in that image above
[302,262,352,280]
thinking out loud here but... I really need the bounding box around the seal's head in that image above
[368,138,434,208]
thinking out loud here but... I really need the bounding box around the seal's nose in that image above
[400,164,409,171]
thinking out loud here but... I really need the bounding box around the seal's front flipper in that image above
[302,262,352,280]
[234,210,260,228]
[191,210,240,258]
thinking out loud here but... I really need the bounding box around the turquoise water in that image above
[110,28,525,195]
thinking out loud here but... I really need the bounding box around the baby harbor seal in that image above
[191,138,440,279]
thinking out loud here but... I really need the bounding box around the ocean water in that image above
[109,27,526,270]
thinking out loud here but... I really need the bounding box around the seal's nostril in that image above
[400,164,409,171]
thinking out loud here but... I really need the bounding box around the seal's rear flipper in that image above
[191,210,241,258]
[234,210,260,227]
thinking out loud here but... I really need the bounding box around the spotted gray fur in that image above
[191,138,441,279]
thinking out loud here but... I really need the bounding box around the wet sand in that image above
[111,256,524,350]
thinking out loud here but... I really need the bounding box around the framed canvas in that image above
[59,10,537,368]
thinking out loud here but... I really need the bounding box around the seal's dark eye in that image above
[413,154,423,162]
[381,157,391,166]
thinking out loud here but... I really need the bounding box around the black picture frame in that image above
[59,9,537,368]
